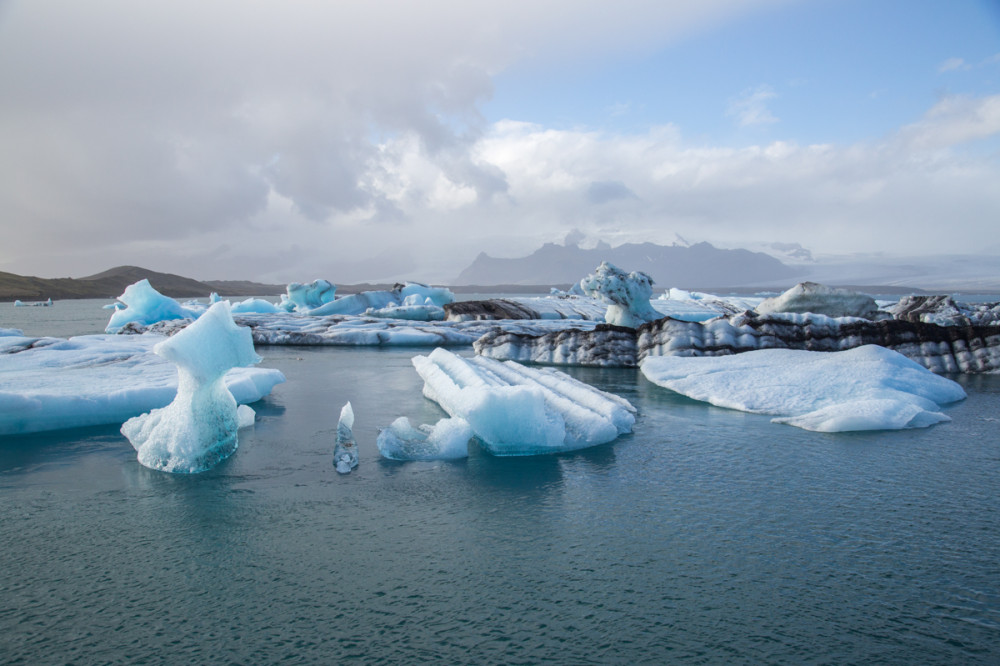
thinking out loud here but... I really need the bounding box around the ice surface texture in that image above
[640,345,966,432]
[411,348,635,456]
[755,282,879,319]
[120,301,271,473]
[579,261,660,328]
[333,402,359,473]
[0,332,283,436]
[474,325,639,367]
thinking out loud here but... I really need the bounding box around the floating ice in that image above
[887,294,1000,327]
[411,348,635,456]
[376,416,472,460]
[755,282,879,319]
[231,297,281,314]
[106,279,201,333]
[0,331,283,436]
[120,301,273,473]
[280,279,337,312]
[580,262,660,328]
[308,283,454,318]
[333,402,359,473]
[640,345,966,432]
[656,288,763,320]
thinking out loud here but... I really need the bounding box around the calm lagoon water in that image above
[2,300,999,663]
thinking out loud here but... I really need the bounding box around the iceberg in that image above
[230,297,281,314]
[579,261,660,328]
[474,324,639,367]
[886,294,1000,327]
[120,301,273,473]
[411,348,635,456]
[640,345,967,432]
[376,416,472,461]
[444,296,607,322]
[306,282,454,317]
[106,279,201,333]
[755,282,879,319]
[280,279,337,312]
[333,402,359,473]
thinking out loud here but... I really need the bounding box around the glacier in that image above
[640,345,967,432]
[409,348,635,456]
[120,301,277,473]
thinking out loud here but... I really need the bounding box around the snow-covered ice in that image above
[333,402,359,473]
[120,301,276,473]
[411,348,635,456]
[640,345,966,432]
[755,282,879,319]
[377,416,473,460]
[580,261,660,328]
[0,330,283,436]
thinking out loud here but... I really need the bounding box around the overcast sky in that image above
[1,0,998,283]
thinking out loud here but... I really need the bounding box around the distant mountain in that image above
[454,242,802,288]
[0,266,285,301]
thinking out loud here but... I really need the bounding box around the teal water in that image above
[1,301,999,663]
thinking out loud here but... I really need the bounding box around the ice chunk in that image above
[376,416,472,460]
[121,301,265,473]
[411,348,635,456]
[640,345,966,432]
[755,282,879,319]
[231,297,280,314]
[106,279,201,333]
[237,404,256,428]
[333,402,359,473]
[580,262,660,328]
[280,279,337,312]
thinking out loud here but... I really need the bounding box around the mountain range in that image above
[455,241,802,288]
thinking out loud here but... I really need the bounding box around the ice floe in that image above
[410,348,635,456]
[886,294,1000,327]
[120,301,278,473]
[640,345,967,432]
[755,282,880,319]
[0,322,284,438]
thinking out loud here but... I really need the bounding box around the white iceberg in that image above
[640,344,966,432]
[376,416,472,461]
[120,301,272,473]
[105,279,201,333]
[580,261,660,328]
[755,282,879,319]
[411,348,635,456]
[333,401,359,473]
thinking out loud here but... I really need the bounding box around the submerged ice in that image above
[640,345,966,432]
[121,301,269,473]
[376,416,473,461]
[410,348,635,456]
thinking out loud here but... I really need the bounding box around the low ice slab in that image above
[756,282,879,319]
[411,348,635,456]
[376,416,473,461]
[0,333,283,436]
[121,302,275,473]
[640,345,966,432]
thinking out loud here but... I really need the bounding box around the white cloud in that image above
[727,85,779,127]
[937,57,968,72]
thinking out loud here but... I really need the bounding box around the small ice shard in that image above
[755,282,879,319]
[333,401,359,474]
[237,404,256,429]
[579,261,660,328]
[376,416,472,460]
[121,301,263,473]
[640,344,967,432]
[411,348,635,456]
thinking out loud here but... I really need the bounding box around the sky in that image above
[0,0,998,284]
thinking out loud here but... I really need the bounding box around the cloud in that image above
[726,85,779,127]
[937,57,968,73]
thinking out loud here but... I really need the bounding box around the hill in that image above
[455,241,801,288]
[0,266,285,301]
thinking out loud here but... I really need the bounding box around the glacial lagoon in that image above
[1,299,999,663]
